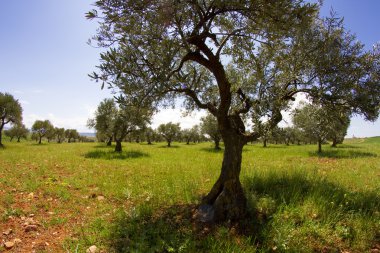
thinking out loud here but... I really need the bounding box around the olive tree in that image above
[55,127,66,143]
[5,124,29,142]
[88,1,380,221]
[200,114,221,150]
[113,105,151,152]
[87,98,117,146]
[65,129,80,143]
[157,122,181,147]
[0,92,23,146]
[32,120,54,144]
[89,98,151,152]
[292,103,350,153]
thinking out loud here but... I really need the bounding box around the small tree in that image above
[6,124,29,142]
[65,129,80,143]
[293,103,350,153]
[113,106,151,152]
[200,114,221,150]
[32,120,54,144]
[87,99,117,146]
[144,127,155,145]
[157,122,181,147]
[328,114,350,147]
[0,92,23,147]
[55,128,66,143]
[46,127,57,143]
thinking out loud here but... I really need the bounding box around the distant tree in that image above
[182,126,201,145]
[0,92,23,147]
[293,103,350,153]
[283,127,298,146]
[3,129,14,142]
[157,122,181,147]
[46,126,57,143]
[328,114,350,147]
[5,124,29,142]
[200,114,221,150]
[32,120,54,144]
[65,129,80,143]
[144,127,155,145]
[253,121,272,148]
[31,132,39,143]
[113,106,151,152]
[87,98,117,146]
[55,127,65,143]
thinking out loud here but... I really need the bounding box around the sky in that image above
[0,0,379,137]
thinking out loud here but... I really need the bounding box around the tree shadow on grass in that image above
[98,172,380,252]
[158,145,181,148]
[200,147,224,153]
[93,144,115,149]
[84,150,149,160]
[243,172,380,251]
[308,149,377,159]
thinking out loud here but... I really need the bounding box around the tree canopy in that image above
[32,120,54,144]
[89,98,151,152]
[0,92,23,146]
[157,122,181,147]
[200,113,221,150]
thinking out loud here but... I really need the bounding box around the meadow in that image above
[0,138,379,252]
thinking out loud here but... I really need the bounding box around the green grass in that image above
[0,138,379,252]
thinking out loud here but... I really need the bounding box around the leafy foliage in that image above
[157,122,181,147]
[0,92,23,146]
[32,120,54,144]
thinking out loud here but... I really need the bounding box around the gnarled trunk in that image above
[201,131,246,222]
[115,140,122,152]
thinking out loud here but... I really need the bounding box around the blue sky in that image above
[0,0,379,136]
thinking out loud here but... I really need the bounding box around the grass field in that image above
[0,138,379,252]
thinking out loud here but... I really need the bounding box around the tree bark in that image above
[331,137,337,148]
[167,140,171,147]
[38,136,42,144]
[202,130,246,221]
[17,137,21,142]
[106,137,112,146]
[115,140,122,152]
[263,138,267,148]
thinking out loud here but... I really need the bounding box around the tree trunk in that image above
[38,136,42,144]
[318,139,322,153]
[201,131,246,222]
[106,137,112,146]
[167,140,171,147]
[263,138,267,148]
[331,137,337,148]
[17,137,21,142]
[0,124,3,147]
[115,140,122,152]
[214,139,220,150]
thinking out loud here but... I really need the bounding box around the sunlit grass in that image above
[0,138,379,252]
